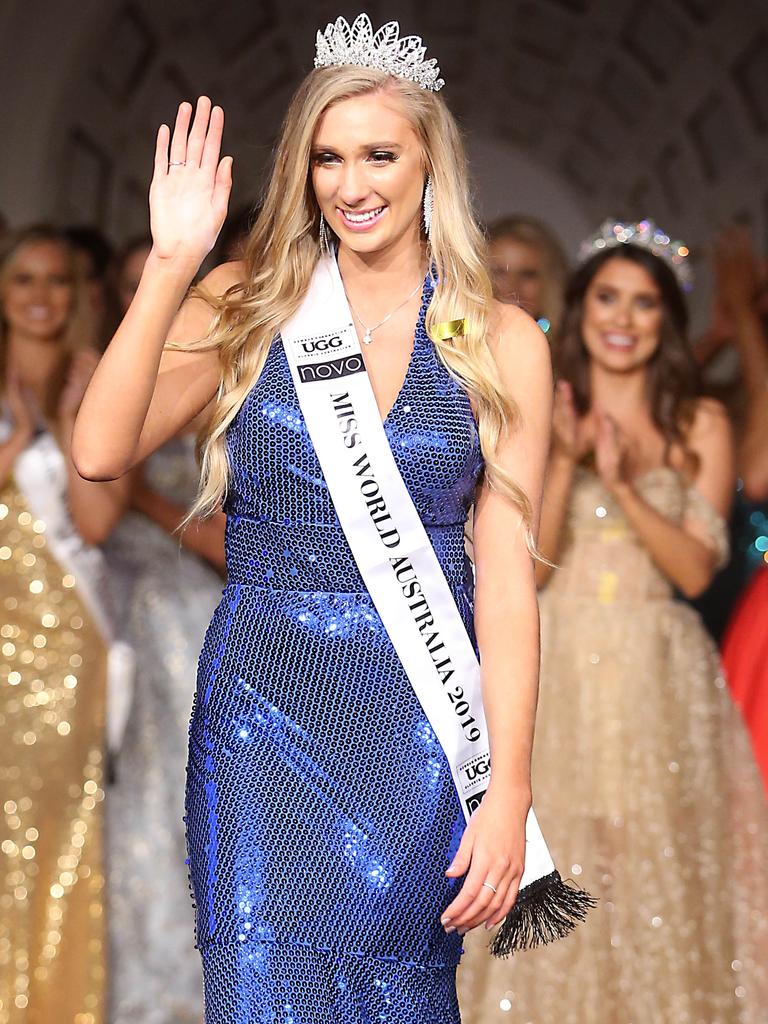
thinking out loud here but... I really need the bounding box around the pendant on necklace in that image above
[363,330,373,345]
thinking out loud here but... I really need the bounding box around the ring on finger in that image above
[482,880,498,894]
[169,160,186,167]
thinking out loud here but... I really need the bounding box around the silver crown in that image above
[314,13,445,92]
[579,219,693,290]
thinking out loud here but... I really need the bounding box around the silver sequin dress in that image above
[104,435,222,1024]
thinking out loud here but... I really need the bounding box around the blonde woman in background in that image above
[487,215,568,340]
[463,216,569,555]
[0,226,129,1024]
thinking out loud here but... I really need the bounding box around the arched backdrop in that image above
[1,0,767,304]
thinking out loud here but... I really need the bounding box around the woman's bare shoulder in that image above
[487,299,552,387]
[673,396,733,484]
[197,259,247,297]
[687,396,732,447]
[165,259,246,348]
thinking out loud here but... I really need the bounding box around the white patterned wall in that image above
[0,0,766,285]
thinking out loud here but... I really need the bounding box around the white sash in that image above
[6,426,135,754]
[281,255,554,891]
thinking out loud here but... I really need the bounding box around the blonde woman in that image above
[73,15,590,1022]
[487,215,568,340]
[0,226,129,1023]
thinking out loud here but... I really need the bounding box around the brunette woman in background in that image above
[460,225,768,1024]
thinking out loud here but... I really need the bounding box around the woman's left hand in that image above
[441,785,529,934]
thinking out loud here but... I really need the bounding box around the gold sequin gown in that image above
[0,433,111,1024]
[103,435,220,1024]
[458,466,768,1024]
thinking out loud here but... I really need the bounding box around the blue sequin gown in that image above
[185,279,484,1023]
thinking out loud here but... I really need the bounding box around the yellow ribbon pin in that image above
[432,318,467,341]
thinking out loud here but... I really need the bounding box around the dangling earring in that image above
[423,175,434,242]
[319,212,330,256]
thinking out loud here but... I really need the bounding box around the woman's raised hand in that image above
[149,96,233,266]
[714,225,761,319]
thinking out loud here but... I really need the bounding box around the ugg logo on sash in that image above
[301,334,343,353]
[281,255,595,957]
[460,751,491,784]
[297,333,364,382]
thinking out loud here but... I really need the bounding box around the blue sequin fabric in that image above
[186,278,484,1023]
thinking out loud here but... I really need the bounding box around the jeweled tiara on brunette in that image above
[579,219,693,290]
[314,13,445,92]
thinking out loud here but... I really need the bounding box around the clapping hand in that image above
[714,226,761,319]
[551,380,591,462]
[594,405,628,492]
[695,226,764,366]
[150,96,233,267]
[6,370,37,439]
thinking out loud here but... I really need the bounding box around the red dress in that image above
[722,566,768,790]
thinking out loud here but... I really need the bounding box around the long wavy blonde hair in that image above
[182,66,536,549]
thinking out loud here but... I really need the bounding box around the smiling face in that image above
[489,235,546,314]
[581,256,664,372]
[1,240,75,343]
[310,90,425,256]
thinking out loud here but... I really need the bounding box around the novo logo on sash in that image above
[465,789,487,816]
[298,353,366,383]
[296,331,364,385]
